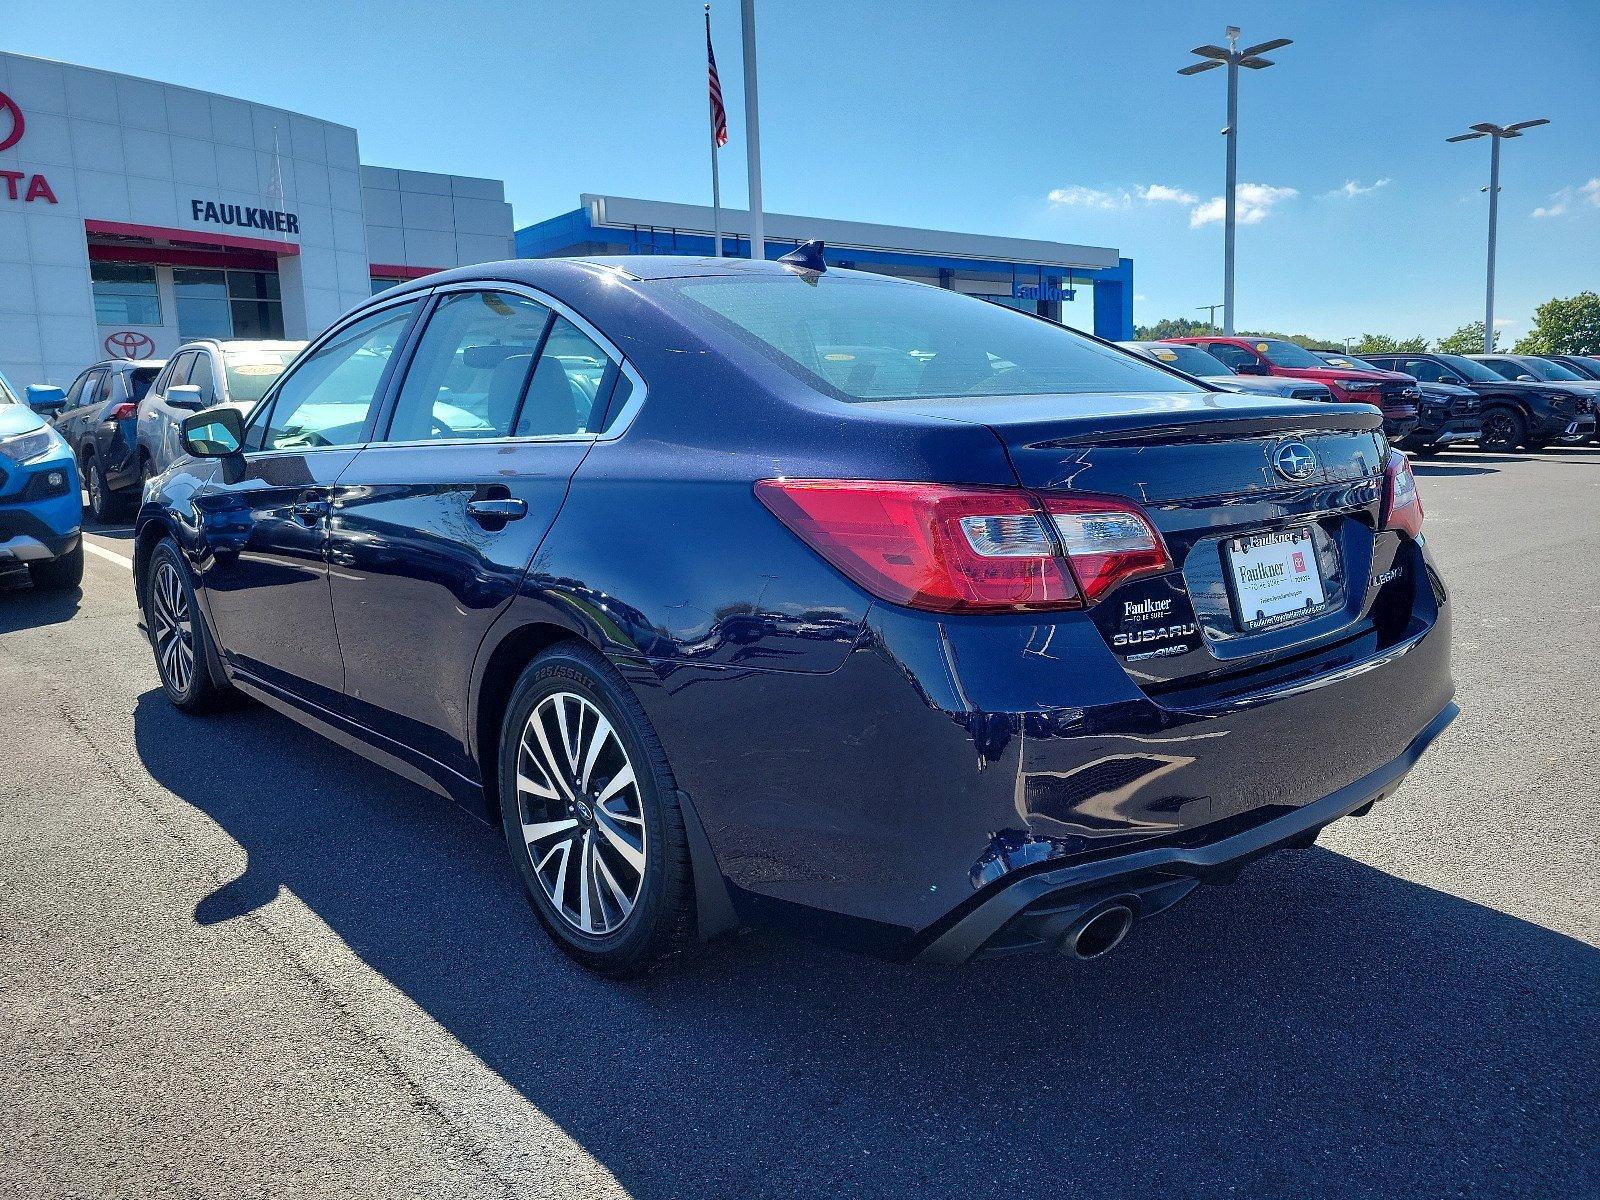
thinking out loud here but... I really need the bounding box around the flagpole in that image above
[706,5,723,257]
[739,0,764,261]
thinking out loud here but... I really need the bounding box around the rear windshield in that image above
[225,350,298,405]
[659,273,1201,401]
[129,366,160,402]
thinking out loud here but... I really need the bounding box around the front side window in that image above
[1144,343,1232,376]
[514,317,613,436]
[1401,358,1449,384]
[386,292,552,442]
[659,274,1199,402]
[1524,358,1584,382]
[91,262,162,326]
[187,353,217,406]
[255,302,418,451]
[1435,354,1503,384]
[1204,342,1260,372]
[1251,339,1329,370]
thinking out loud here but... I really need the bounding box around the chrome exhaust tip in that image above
[1066,902,1135,961]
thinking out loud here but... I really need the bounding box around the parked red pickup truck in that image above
[1168,336,1420,442]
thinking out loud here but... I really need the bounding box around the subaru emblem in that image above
[1273,440,1317,482]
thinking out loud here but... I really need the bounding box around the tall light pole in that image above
[1447,119,1549,352]
[1196,302,1224,328]
[1179,26,1291,335]
[739,0,765,260]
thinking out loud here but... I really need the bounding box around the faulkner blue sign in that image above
[189,198,299,236]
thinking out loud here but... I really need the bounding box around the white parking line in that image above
[83,539,134,571]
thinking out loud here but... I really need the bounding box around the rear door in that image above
[55,368,105,451]
[326,285,618,775]
[195,300,422,703]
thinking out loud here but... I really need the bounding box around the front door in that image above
[195,300,422,704]
[326,289,610,777]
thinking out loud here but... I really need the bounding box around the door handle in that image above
[466,498,528,524]
[290,498,330,524]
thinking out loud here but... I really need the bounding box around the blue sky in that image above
[10,0,1598,341]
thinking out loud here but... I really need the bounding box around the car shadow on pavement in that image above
[130,690,1598,1200]
[1409,461,1498,478]
[0,573,81,630]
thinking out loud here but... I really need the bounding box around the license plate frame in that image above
[1223,525,1332,634]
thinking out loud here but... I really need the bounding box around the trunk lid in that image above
[883,390,1395,690]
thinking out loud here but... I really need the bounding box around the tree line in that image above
[1134,292,1600,357]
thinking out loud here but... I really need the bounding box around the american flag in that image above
[706,10,728,148]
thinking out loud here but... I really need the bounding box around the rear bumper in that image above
[913,700,1458,963]
[629,537,1454,956]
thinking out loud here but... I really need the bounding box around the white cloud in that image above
[1494,318,1517,327]
[1324,178,1391,199]
[1136,183,1198,205]
[1532,178,1600,218]
[1047,185,1129,210]
[1189,183,1299,228]
[1046,183,1198,211]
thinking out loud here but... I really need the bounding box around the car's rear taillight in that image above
[1042,495,1173,604]
[1380,449,1424,538]
[755,480,1172,613]
[109,403,137,421]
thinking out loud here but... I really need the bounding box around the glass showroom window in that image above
[91,262,161,326]
[175,268,285,340]
[371,275,406,296]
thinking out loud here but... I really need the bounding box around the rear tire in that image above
[27,541,83,591]
[1478,407,1525,453]
[499,642,697,978]
[146,538,229,713]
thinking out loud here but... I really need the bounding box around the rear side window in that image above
[254,302,419,451]
[662,274,1198,402]
[514,317,613,436]
[385,291,553,442]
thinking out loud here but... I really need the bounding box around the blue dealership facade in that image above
[517,194,1134,340]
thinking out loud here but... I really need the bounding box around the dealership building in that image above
[0,50,515,387]
[1,50,1134,391]
[517,195,1134,339]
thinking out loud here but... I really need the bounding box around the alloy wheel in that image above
[516,691,647,936]
[151,560,196,695]
[1481,411,1517,451]
[86,464,102,514]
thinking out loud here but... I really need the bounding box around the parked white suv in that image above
[137,339,304,478]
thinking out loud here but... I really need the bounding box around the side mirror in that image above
[181,405,245,458]
[1235,361,1269,375]
[166,384,205,411]
[26,384,67,415]
[1516,374,1537,382]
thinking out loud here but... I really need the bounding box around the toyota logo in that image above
[0,91,23,153]
[105,331,156,360]
[1273,440,1318,482]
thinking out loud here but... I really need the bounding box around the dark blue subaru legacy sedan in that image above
[135,252,1456,976]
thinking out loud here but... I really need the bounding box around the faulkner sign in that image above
[189,198,300,236]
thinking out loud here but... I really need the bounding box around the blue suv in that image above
[1,371,83,590]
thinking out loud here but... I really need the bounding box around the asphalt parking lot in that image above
[2,447,1596,1200]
